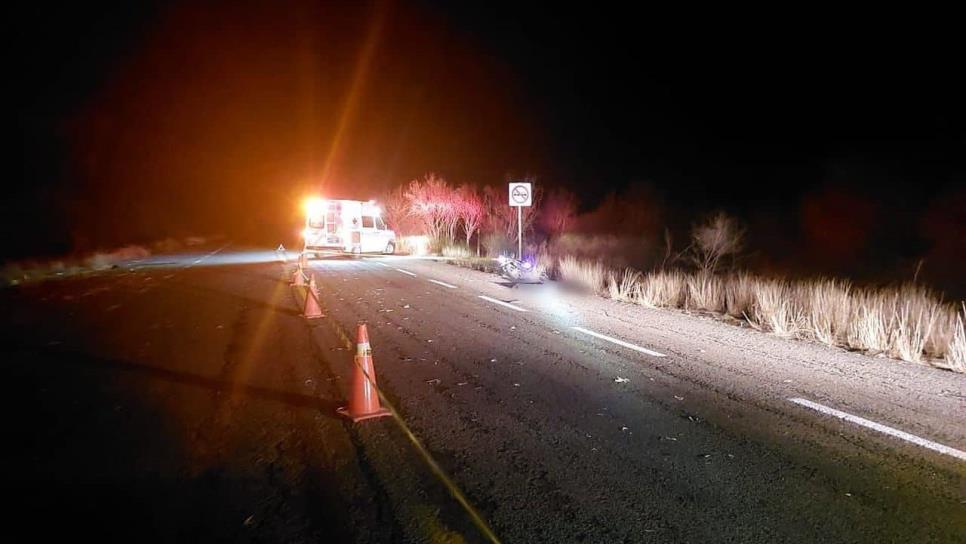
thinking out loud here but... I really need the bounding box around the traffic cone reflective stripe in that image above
[338,324,391,422]
[355,323,371,356]
[302,275,324,319]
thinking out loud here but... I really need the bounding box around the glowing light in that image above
[402,235,429,256]
[371,205,382,217]
[303,197,326,217]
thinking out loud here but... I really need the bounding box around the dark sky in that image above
[11,1,965,285]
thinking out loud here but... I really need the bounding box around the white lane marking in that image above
[374,261,390,267]
[571,326,666,357]
[183,243,230,269]
[395,268,417,277]
[478,295,527,312]
[789,398,966,461]
[428,279,458,289]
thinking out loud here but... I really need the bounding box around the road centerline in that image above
[571,326,666,357]
[788,397,966,461]
[395,268,417,277]
[428,279,458,289]
[478,295,527,312]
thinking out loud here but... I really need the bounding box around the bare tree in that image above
[383,185,417,235]
[457,184,484,253]
[405,174,456,244]
[690,211,744,274]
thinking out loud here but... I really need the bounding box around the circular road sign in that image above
[508,182,532,206]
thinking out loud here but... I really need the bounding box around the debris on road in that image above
[614,376,630,383]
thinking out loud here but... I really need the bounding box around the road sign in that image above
[508,182,532,207]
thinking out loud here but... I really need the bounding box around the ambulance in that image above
[302,198,396,256]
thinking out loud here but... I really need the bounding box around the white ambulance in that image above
[302,198,396,256]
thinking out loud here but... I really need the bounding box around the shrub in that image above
[690,211,744,274]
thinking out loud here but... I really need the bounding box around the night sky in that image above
[12,2,965,290]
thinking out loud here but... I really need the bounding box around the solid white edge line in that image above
[477,295,527,312]
[428,279,458,289]
[788,397,966,461]
[395,268,417,276]
[571,326,666,357]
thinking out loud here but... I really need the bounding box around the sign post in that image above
[508,182,532,260]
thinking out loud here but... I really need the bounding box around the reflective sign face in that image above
[508,182,532,207]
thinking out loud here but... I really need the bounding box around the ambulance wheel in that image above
[384,241,395,255]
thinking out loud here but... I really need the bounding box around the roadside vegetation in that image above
[548,216,966,373]
[1,236,212,286]
[383,174,965,373]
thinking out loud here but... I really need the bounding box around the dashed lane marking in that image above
[789,397,966,461]
[477,295,527,312]
[571,326,665,357]
[428,279,458,289]
[395,268,417,277]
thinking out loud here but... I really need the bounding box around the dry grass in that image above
[686,272,725,312]
[557,256,607,295]
[3,245,152,286]
[891,298,935,363]
[440,243,473,259]
[748,279,801,337]
[846,290,894,353]
[724,273,755,319]
[801,279,852,346]
[544,253,966,373]
[946,305,966,372]
[636,270,686,308]
[608,268,641,302]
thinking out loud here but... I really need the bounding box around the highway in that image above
[2,248,963,542]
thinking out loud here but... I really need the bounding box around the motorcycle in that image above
[497,254,545,284]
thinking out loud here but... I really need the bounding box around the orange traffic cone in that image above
[338,324,391,422]
[303,274,324,319]
[291,263,305,286]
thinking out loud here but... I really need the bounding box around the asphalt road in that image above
[2,249,963,542]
